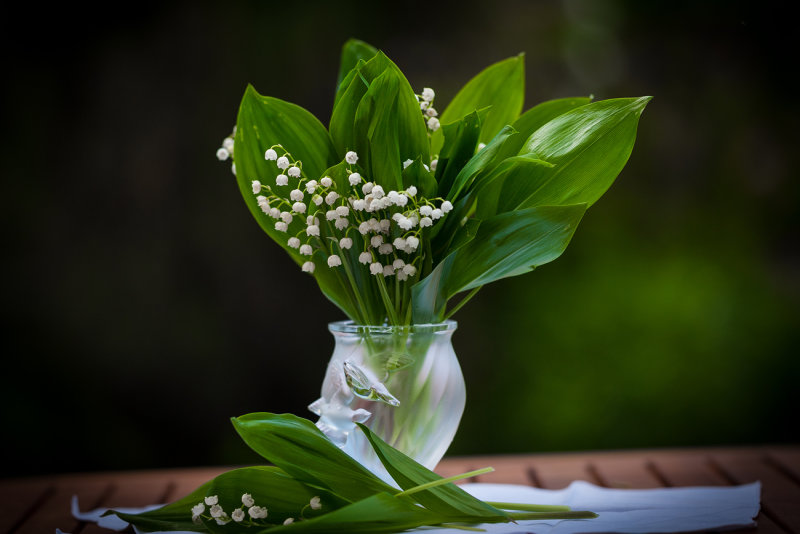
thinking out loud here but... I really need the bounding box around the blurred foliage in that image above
[1,0,797,477]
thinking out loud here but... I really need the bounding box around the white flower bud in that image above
[371,185,385,199]
[277,156,290,169]
[427,117,440,131]
[441,200,453,213]
[320,176,332,188]
[210,504,224,518]
[292,202,306,214]
[406,185,417,196]
[326,210,338,221]
[425,107,438,117]
[359,251,372,264]
[403,264,417,276]
[403,159,413,169]
[325,191,340,205]
[276,174,289,186]
[420,216,433,227]
[192,502,205,517]
[327,255,342,267]
[306,225,320,237]
[242,493,255,507]
[232,509,245,522]
[393,237,406,249]
[265,148,278,160]
[310,496,322,510]
[275,221,288,232]
[216,147,230,161]
[430,159,438,171]
[370,262,383,275]
[269,207,281,219]
[290,189,304,202]
[302,261,315,274]
[312,194,323,206]
[300,244,313,255]
[477,142,487,151]
[345,151,358,164]
[288,237,301,248]
[305,180,318,193]
[280,211,293,224]
[251,180,262,194]
[419,205,433,216]
[406,236,420,250]
[420,100,429,110]
[362,182,374,195]
[393,258,406,270]
[378,243,393,255]
[370,235,383,248]
[349,172,361,186]
[339,237,353,249]
[288,166,301,178]
[423,163,430,171]
[383,265,395,277]
[352,198,366,211]
[336,206,349,217]
[334,217,349,230]
[421,87,435,102]
[283,518,294,525]
[431,208,443,219]
[358,222,370,235]
[222,138,234,152]
[231,163,236,175]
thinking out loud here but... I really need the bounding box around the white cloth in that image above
[59,480,761,534]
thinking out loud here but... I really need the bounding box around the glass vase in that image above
[309,320,465,481]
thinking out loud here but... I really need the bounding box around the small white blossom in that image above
[306,225,320,237]
[300,244,313,255]
[339,237,353,249]
[403,159,414,169]
[231,163,236,175]
[477,142,487,151]
[359,251,372,264]
[431,159,438,171]
[302,261,315,273]
[393,237,406,249]
[358,221,370,235]
[276,174,289,186]
[380,219,391,233]
[431,208,444,219]
[290,189,304,202]
[394,194,408,207]
[326,210,338,221]
[307,216,320,226]
[215,515,230,525]
[370,235,383,248]
[310,496,321,510]
[280,211,293,224]
[242,493,255,507]
[216,147,230,161]
[406,185,417,196]
[421,87,435,102]
[403,264,417,276]
[362,182,374,195]
[397,270,409,281]
[441,200,453,213]
[370,262,383,275]
[277,156,290,169]
[393,258,406,270]
[269,207,281,219]
[192,502,205,517]
[325,191,340,205]
[334,217,349,230]
[406,236,420,251]
[368,218,381,231]
[210,504,224,518]
[275,221,288,232]
[283,518,295,525]
[423,163,430,171]
[427,117,440,131]
[397,217,413,230]
[327,255,342,267]
[371,185,385,199]
[419,205,433,216]
[265,148,278,160]
[420,216,433,227]
[336,205,350,217]
[349,172,361,186]
[251,180,262,194]
[305,180,318,193]
[425,107,438,117]
[420,100,429,111]
[288,237,301,248]
[288,166,301,178]
[383,265,394,277]
[352,198,366,211]
[292,201,307,214]
[223,137,234,151]
[345,151,358,164]
[256,195,268,204]
[248,505,269,519]
[312,194,323,206]
[392,213,402,221]
[232,508,245,522]
[378,243,393,255]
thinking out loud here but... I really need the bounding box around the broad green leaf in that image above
[434,109,486,199]
[412,204,587,322]
[432,54,525,154]
[263,493,443,533]
[474,154,556,219]
[515,96,652,208]
[358,424,507,521]
[231,413,397,502]
[336,39,378,90]
[508,96,592,153]
[446,125,517,202]
[402,158,437,199]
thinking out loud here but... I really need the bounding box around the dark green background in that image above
[3,0,798,478]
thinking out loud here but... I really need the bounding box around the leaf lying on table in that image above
[110,413,596,533]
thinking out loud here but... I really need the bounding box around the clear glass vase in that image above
[309,320,465,481]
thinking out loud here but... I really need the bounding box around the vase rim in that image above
[328,320,457,334]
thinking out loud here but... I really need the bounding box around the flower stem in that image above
[443,285,483,321]
[376,273,401,325]
[395,467,494,497]
[486,502,570,512]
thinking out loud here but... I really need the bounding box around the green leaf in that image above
[432,54,525,154]
[474,154,556,219]
[336,39,378,90]
[446,125,517,202]
[434,109,487,199]
[412,204,587,322]
[509,96,592,153]
[357,424,508,521]
[231,413,397,502]
[401,158,438,199]
[514,96,652,208]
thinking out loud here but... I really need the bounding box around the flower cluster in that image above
[216,126,237,176]
[191,493,320,527]
[251,147,452,281]
[418,87,440,132]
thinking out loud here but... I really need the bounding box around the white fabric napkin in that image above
[59,480,761,534]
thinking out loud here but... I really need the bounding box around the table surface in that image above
[1,446,798,534]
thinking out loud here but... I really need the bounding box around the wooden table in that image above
[2,446,798,534]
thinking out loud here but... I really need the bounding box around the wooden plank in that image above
[767,447,800,485]
[530,455,595,489]
[15,478,109,534]
[0,479,53,534]
[646,451,729,486]
[712,450,800,534]
[159,467,228,503]
[588,454,664,489]
[452,455,536,485]
[79,473,171,534]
